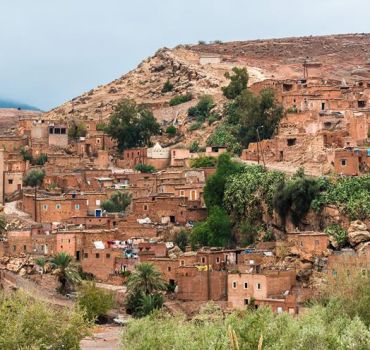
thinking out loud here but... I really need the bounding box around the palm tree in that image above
[51,252,81,294]
[126,263,166,296]
[35,257,47,275]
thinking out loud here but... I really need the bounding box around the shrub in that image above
[174,230,188,252]
[325,224,348,248]
[188,121,202,131]
[222,67,249,100]
[165,125,176,136]
[187,95,215,122]
[169,93,192,106]
[34,153,48,165]
[96,123,106,131]
[134,163,156,173]
[101,191,131,213]
[162,80,174,93]
[20,148,33,162]
[77,282,115,321]
[68,121,87,139]
[198,40,206,45]
[190,156,217,168]
[189,141,200,153]
[206,124,241,155]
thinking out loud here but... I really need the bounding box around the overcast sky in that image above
[0,0,369,111]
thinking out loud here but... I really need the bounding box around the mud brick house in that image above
[0,135,28,153]
[327,249,370,278]
[176,266,227,301]
[48,124,68,147]
[170,146,226,167]
[286,232,329,256]
[333,148,370,175]
[227,267,297,313]
[22,192,88,223]
[132,194,206,225]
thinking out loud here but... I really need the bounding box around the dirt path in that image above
[80,326,121,350]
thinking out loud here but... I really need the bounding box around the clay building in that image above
[286,232,329,256]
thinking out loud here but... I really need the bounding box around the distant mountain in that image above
[0,98,41,111]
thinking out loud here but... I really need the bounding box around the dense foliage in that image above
[324,223,348,248]
[0,291,91,349]
[165,125,176,136]
[51,252,81,294]
[20,149,48,166]
[101,191,131,213]
[161,79,174,93]
[125,263,166,317]
[174,230,188,252]
[23,168,45,188]
[222,67,248,100]
[134,163,156,173]
[169,93,192,106]
[106,99,160,152]
[206,124,241,155]
[78,282,115,321]
[190,156,217,168]
[121,302,370,350]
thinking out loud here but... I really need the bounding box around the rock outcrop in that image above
[348,220,370,246]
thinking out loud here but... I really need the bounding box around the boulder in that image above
[348,220,370,246]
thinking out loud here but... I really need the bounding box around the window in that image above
[13,245,16,251]
[96,138,101,144]
[244,282,248,289]
[106,253,111,259]
[96,200,101,205]
[277,307,283,313]
[84,253,88,258]
[216,257,220,263]
[321,102,325,110]
[86,200,89,205]
[8,179,13,185]
[287,138,296,146]
[23,245,27,251]
[179,190,185,197]
[61,128,66,134]
[56,204,61,209]
[201,257,206,264]
[244,299,249,305]
[43,204,48,210]
[143,204,148,211]
[341,159,347,166]
[232,281,237,289]
[257,283,262,290]
[180,260,185,266]
[332,269,337,277]
[95,253,100,258]
[75,204,80,210]
[167,266,171,272]
[358,100,366,108]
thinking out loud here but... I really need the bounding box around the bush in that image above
[96,123,106,131]
[101,191,131,213]
[190,156,217,168]
[68,121,87,139]
[165,125,176,136]
[34,153,48,165]
[206,124,241,155]
[187,95,215,122]
[222,67,249,100]
[162,80,174,93]
[174,230,188,252]
[20,148,33,162]
[169,93,192,106]
[325,224,347,248]
[189,141,200,153]
[0,291,91,349]
[188,121,202,131]
[134,163,156,173]
[78,282,115,321]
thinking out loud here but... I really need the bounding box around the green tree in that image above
[68,120,87,139]
[134,163,156,173]
[174,230,188,252]
[34,153,48,165]
[222,67,249,99]
[35,257,47,274]
[23,169,45,221]
[206,124,241,154]
[51,252,81,294]
[20,147,33,162]
[78,282,115,321]
[165,125,176,136]
[106,99,160,152]
[125,263,166,317]
[137,293,164,318]
[101,191,131,213]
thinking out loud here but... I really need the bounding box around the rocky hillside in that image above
[44,33,370,145]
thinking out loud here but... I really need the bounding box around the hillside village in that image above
[0,33,369,324]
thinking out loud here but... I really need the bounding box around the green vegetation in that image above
[51,252,81,294]
[190,156,217,168]
[190,206,231,248]
[34,153,48,165]
[68,120,87,139]
[165,125,176,136]
[0,291,91,349]
[101,191,131,213]
[125,263,166,317]
[96,122,107,131]
[222,67,249,100]
[20,147,33,162]
[121,301,370,350]
[35,257,47,274]
[189,141,200,153]
[77,282,115,321]
[188,121,202,131]
[23,168,45,188]
[169,93,192,106]
[20,148,48,166]
[174,230,188,252]
[134,163,156,173]
[274,169,320,226]
[325,223,348,248]
[106,99,160,152]
[187,95,215,122]
[206,124,241,155]
[161,79,174,93]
